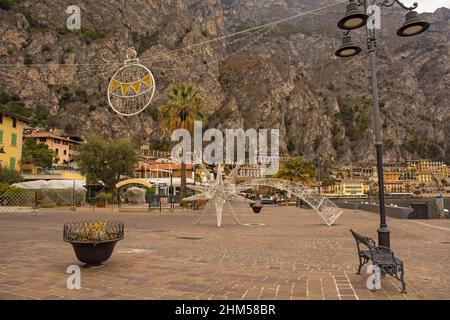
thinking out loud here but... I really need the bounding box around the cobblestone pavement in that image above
[0,204,449,300]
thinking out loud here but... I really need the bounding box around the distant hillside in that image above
[0,0,449,163]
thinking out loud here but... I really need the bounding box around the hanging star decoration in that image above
[184,164,255,228]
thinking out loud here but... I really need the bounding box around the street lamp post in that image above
[335,0,429,248]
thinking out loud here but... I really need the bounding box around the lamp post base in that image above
[378,226,391,247]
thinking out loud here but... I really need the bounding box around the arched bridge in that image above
[239,178,343,226]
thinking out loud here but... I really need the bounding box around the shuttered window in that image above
[11,133,17,147]
[9,158,16,172]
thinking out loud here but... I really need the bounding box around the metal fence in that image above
[0,190,37,213]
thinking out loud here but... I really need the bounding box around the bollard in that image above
[436,195,445,219]
[33,191,38,210]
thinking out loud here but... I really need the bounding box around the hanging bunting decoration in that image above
[107,48,156,116]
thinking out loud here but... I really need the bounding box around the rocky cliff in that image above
[0,0,449,163]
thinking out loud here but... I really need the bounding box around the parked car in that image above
[261,196,275,205]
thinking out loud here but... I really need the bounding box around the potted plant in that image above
[95,192,112,208]
[63,220,124,268]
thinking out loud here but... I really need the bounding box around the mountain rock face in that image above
[0,0,449,163]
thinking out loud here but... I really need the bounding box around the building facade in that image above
[330,159,449,196]
[322,180,370,198]
[23,130,83,168]
[0,108,30,172]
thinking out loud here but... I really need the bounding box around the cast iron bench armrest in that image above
[349,229,407,294]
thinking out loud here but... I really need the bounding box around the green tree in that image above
[0,0,16,10]
[76,134,137,191]
[32,104,49,127]
[1,101,32,118]
[22,139,56,169]
[274,157,316,184]
[0,92,49,127]
[158,83,206,134]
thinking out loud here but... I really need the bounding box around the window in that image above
[63,150,67,155]
[0,113,3,124]
[39,138,47,143]
[55,148,59,154]
[12,117,17,128]
[11,133,17,147]
[54,139,60,144]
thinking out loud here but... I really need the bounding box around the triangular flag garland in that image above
[109,79,120,92]
[131,82,141,94]
[110,75,154,96]
[141,75,153,88]
[121,83,131,96]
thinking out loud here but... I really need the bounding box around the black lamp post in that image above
[335,0,429,248]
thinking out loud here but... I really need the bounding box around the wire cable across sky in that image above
[0,0,347,69]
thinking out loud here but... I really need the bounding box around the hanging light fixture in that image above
[337,3,369,30]
[335,34,362,58]
[397,11,430,37]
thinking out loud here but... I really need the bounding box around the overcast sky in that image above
[403,0,450,12]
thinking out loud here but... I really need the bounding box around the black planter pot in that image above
[250,203,263,214]
[252,206,263,214]
[63,220,124,268]
[68,240,120,268]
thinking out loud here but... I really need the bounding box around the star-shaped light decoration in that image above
[184,164,254,227]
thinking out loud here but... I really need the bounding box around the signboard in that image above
[148,195,161,209]
[168,195,180,204]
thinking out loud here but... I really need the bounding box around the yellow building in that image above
[385,182,408,194]
[363,183,370,194]
[343,181,366,196]
[323,180,369,197]
[0,108,30,172]
[384,172,400,182]
[416,173,432,184]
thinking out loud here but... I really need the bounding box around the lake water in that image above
[335,197,450,219]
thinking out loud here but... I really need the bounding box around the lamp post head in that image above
[338,3,369,30]
[397,11,430,37]
[335,35,362,58]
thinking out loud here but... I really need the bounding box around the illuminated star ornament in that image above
[184,165,254,228]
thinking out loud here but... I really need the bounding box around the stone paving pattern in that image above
[0,204,449,300]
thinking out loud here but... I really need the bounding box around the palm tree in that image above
[274,157,316,185]
[158,83,206,135]
[158,84,205,200]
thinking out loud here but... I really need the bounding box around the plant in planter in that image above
[95,192,112,208]
[63,220,124,268]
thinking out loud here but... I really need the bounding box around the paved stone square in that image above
[0,204,449,300]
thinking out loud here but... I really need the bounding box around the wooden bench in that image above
[350,229,407,293]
